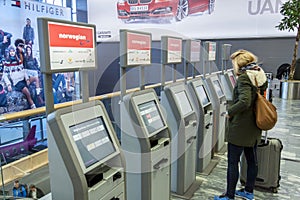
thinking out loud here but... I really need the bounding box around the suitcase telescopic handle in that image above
[264,131,268,144]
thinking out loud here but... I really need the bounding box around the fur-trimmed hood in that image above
[246,67,267,87]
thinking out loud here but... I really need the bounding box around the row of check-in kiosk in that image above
[44,70,237,200]
[37,19,237,200]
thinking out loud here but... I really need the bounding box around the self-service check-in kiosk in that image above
[160,36,198,195]
[187,78,214,172]
[119,30,171,200]
[38,18,125,200]
[204,73,227,153]
[202,42,227,154]
[47,101,125,200]
[161,83,198,195]
[121,89,171,200]
[184,40,214,173]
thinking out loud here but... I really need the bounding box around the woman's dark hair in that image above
[25,45,33,59]
[14,39,25,48]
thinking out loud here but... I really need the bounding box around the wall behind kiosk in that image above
[89,37,299,97]
[88,41,200,96]
[207,37,300,75]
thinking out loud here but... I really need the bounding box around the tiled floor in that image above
[172,97,300,200]
[2,94,299,200]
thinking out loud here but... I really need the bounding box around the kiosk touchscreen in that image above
[47,101,125,200]
[121,89,171,200]
[187,78,214,172]
[224,69,237,91]
[161,82,198,195]
[204,73,227,154]
[219,71,233,102]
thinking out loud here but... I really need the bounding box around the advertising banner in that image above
[161,36,182,64]
[120,30,152,67]
[47,21,96,71]
[0,0,71,114]
[208,42,217,61]
[0,0,71,53]
[88,0,292,42]
[186,40,201,63]
[126,32,151,66]
[167,37,182,64]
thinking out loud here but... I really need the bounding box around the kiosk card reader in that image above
[121,89,171,200]
[204,73,227,153]
[161,82,198,195]
[47,101,125,200]
[187,78,214,172]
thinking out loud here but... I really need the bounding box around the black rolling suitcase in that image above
[240,132,283,193]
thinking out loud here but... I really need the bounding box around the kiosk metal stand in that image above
[119,30,171,200]
[38,18,125,200]
[160,37,198,197]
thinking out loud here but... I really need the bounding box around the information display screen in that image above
[138,101,164,135]
[195,85,210,106]
[213,80,224,97]
[229,75,236,87]
[69,117,116,168]
[174,91,193,116]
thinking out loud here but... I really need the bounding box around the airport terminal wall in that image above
[90,37,299,96]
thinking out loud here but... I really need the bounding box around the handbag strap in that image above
[254,77,258,88]
[254,77,260,93]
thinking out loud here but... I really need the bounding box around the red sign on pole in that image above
[49,23,94,48]
[167,37,182,63]
[126,32,151,66]
[47,21,96,71]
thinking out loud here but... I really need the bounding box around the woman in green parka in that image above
[215,50,267,200]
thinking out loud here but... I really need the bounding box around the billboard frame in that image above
[38,17,97,74]
[119,29,152,68]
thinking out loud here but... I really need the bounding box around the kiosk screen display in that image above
[229,75,236,87]
[69,117,116,168]
[138,101,164,135]
[213,80,224,97]
[174,91,193,116]
[195,85,210,106]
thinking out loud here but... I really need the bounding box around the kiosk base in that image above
[171,178,203,200]
[197,158,220,176]
[0,196,20,200]
[216,143,227,155]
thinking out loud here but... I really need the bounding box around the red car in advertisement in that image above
[117,0,215,23]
